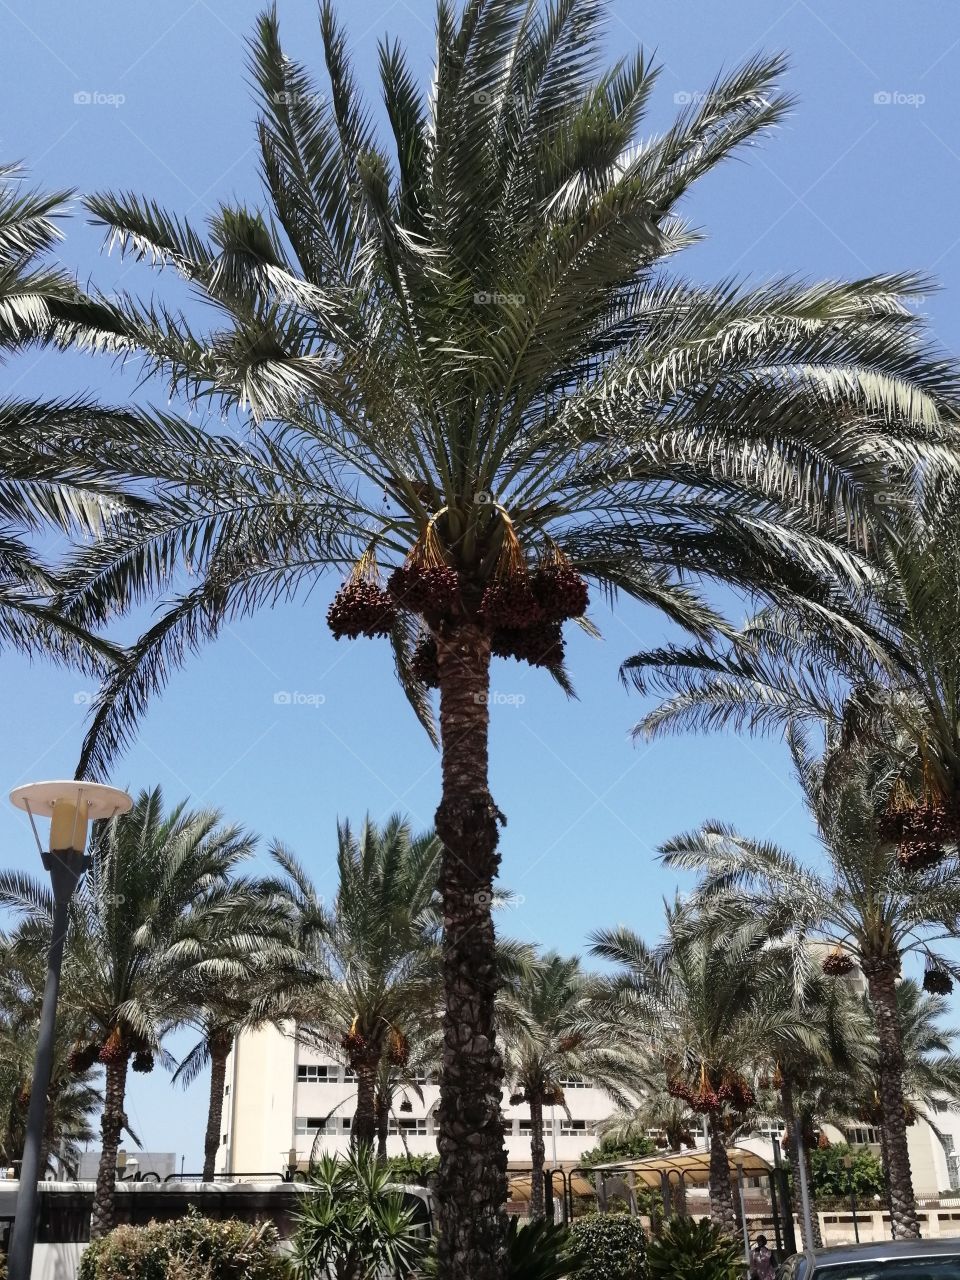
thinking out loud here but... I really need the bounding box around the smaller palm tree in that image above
[172,884,303,1180]
[658,726,960,1239]
[591,911,818,1235]
[499,952,642,1220]
[0,788,260,1235]
[266,815,443,1149]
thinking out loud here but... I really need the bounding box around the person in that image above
[749,1234,776,1280]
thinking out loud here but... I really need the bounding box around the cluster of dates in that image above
[821,948,855,977]
[667,1070,754,1115]
[327,533,589,683]
[923,967,954,996]
[878,797,960,873]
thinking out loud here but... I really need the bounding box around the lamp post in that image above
[841,1153,860,1244]
[730,1150,752,1270]
[6,780,131,1280]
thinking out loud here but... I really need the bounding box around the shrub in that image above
[578,1134,656,1167]
[290,1147,427,1280]
[385,1153,440,1186]
[645,1217,740,1280]
[77,1210,287,1280]
[567,1212,646,1280]
[417,1217,579,1280]
[809,1143,884,1199]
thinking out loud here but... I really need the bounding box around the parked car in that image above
[776,1239,960,1278]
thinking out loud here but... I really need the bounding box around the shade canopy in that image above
[508,1171,596,1200]
[586,1145,774,1188]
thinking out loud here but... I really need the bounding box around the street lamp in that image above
[6,780,131,1280]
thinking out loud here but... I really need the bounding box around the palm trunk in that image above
[90,1055,128,1239]
[434,624,508,1280]
[376,1089,390,1162]
[668,1145,688,1217]
[866,965,920,1239]
[202,1035,230,1182]
[352,1057,378,1149]
[708,1113,736,1235]
[529,1094,546,1221]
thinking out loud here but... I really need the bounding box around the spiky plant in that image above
[46,4,960,1274]
[645,1217,740,1280]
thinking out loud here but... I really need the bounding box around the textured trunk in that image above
[708,1114,737,1235]
[802,1129,823,1248]
[867,965,921,1239]
[434,624,507,1280]
[90,1055,128,1239]
[376,1089,390,1162]
[202,1037,230,1182]
[529,1094,546,1221]
[668,1147,688,1217]
[352,1057,378,1149]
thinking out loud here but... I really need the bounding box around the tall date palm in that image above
[53,2,960,1273]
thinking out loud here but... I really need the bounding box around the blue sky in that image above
[2,0,960,1169]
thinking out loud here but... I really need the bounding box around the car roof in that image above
[803,1238,960,1266]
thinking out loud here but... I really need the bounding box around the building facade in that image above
[218,1025,617,1174]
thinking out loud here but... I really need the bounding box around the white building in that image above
[218,1025,618,1175]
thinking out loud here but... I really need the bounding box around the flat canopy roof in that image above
[586,1145,773,1188]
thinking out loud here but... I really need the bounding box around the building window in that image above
[845,1126,880,1146]
[560,1119,588,1137]
[296,1115,350,1136]
[409,1072,431,1085]
[343,1069,357,1082]
[298,1064,337,1083]
[502,1120,515,1136]
[518,1120,553,1136]
[388,1118,428,1136]
[558,1076,591,1089]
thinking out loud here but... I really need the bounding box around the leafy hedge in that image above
[809,1143,884,1199]
[646,1218,741,1280]
[567,1212,646,1280]
[77,1209,288,1280]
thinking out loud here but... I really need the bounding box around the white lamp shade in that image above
[10,781,132,853]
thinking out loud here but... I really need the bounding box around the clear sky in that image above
[2,0,959,1171]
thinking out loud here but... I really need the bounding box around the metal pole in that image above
[736,1164,752,1269]
[793,1119,816,1252]
[850,1178,860,1245]
[8,852,84,1280]
[769,1172,783,1256]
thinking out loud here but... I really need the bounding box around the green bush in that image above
[578,1134,656,1167]
[645,1217,740,1280]
[384,1153,440,1185]
[77,1210,287,1280]
[567,1212,646,1280]
[809,1143,884,1199]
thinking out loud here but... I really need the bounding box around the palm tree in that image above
[0,921,102,1178]
[590,910,818,1235]
[171,889,301,1181]
[0,163,140,664]
[657,727,960,1239]
[52,7,960,1272]
[0,787,261,1236]
[267,816,443,1149]
[498,952,642,1220]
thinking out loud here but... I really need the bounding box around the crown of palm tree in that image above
[42,1,960,777]
[624,472,960,803]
